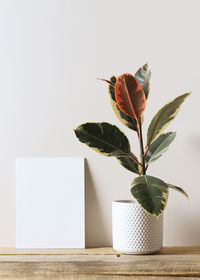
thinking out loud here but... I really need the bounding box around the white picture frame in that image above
[16,157,85,249]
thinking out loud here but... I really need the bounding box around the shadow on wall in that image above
[85,160,108,247]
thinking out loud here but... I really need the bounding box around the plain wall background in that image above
[0,0,199,247]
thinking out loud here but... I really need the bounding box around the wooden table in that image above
[0,247,200,279]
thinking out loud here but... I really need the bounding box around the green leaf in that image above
[131,175,169,216]
[117,155,139,174]
[147,92,191,147]
[145,132,176,164]
[135,62,152,99]
[108,76,138,131]
[74,122,139,174]
[167,184,188,199]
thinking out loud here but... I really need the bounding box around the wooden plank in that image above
[0,253,199,278]
[1,246,200,255]
[0,274,198,280]
[0,275,197,280]
[160,246,200,255]
[0,247,119,255]
[0,247,200,279]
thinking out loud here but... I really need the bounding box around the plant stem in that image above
[138,119,146,175]
[144,146,149,157]
[129,154,142,167]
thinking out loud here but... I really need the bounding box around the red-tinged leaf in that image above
[115,74,146,121]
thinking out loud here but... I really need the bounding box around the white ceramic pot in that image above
[112,200,163,254]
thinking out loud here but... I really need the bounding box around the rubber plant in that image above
[74,63,191,216]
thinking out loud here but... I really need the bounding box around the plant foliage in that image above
[131,175,169,216]
[145,132,176,164]
[74,62,191,216]
[74,122,139,174]
[108,76,138,131]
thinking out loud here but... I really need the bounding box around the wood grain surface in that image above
[0,247,119,255]
[0,247,199,279]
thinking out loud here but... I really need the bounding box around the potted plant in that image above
[74,63,190,254]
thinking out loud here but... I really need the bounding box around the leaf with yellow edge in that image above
[167,184,188,199]
[145,132,176,164]
[147,92,191,147]
[74,122,139,174]
[131,175,169,216]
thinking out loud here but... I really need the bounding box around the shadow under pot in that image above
[112,200,163,254]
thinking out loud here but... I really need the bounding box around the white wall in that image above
[0,0,199,247]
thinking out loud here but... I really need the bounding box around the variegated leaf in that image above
[167,184,188,199]
[108,76,138,131]
[135,62,152,99]
[117,155,139,174]
[145,132,176,164]
[147,92,191,147]
[131,175,169,216]
[74,122,139,174]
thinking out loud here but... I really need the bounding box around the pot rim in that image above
[112,200,136,204]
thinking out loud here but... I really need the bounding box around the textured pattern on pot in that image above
[112,200,163,254]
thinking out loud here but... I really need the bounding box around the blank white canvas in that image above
[16,157,85,249]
